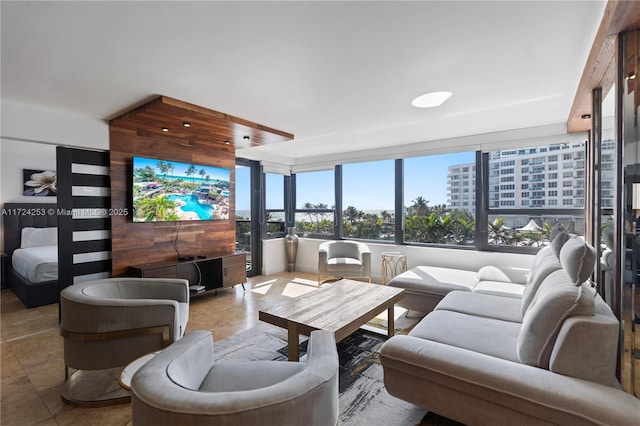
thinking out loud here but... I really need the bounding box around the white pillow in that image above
[21,227,58,248]
[477,265,512,283]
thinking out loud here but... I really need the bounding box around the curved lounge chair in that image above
[318,240,371,285]
[59,277,189,406]
[131,329,339,426]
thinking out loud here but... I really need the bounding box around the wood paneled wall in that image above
[109,127,237,276]
[109,96,293,277]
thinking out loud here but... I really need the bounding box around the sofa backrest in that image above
[517,237,597,369]
[548,294,619,386]
[558,237,596,285]
[520,246,562,315]
[520,235,594,316]
[326,241,364,260]
[517,272,595,368]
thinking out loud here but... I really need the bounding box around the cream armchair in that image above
[131,329,339,426]
[59,277,190,406]
[318,240,371,284]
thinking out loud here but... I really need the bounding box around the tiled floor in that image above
[0,272,326,425]
[1,272,638,425]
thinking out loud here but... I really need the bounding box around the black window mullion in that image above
[477,151,488,250]
[284,174,295,228]
[395,158,404,245]
[334,165,342,239]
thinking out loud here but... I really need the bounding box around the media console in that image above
[128,252,247,297]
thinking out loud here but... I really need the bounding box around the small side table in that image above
[381,252,407,285]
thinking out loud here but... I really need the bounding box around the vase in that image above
[284,227,299,272]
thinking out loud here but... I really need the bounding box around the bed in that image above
[3,202,59,308]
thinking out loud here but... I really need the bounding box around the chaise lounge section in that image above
[387,230,570,314]
[380,236,640,425]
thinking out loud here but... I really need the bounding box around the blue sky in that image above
[236,151,475,211]
[133,156,230,182]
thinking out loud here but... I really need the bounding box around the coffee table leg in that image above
[288,322,299,362]
[387,304,395,338]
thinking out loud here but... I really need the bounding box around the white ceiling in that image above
[1,1,605,164]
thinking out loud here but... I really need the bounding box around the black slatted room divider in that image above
[56,147,112,291]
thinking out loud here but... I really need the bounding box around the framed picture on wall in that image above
[23,169,57,196]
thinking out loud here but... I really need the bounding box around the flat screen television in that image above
[132,156,231,222]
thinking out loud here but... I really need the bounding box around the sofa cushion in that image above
[520,247,562,316]
[473,281,524,298]
[200,361,304,392]
[476,265,511,283]
[549,224,566,242]
[559,237,596,285]
[388,266,478,297]
[409,310,521,363]
[517,271,595,368]
[328,242,362,259]
[326,257,363,272]
[550,230,571,258]
[435,291,523,323]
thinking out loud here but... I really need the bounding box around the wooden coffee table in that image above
[258,279,405,361]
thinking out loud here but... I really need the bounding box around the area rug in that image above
[213,323,428,425]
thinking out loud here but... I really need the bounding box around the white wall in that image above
[262,238,287,275]
[1,138,57,204]
[1,99,109,149]
[265,237,535,283]
[1,100,109,249]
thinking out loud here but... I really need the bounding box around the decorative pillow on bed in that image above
[21,227,58,248]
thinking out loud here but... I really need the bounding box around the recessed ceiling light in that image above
[243,136,250,141]
[627,72,636,80]
[182,122,191,127]
[411,91,452,108]
[581,114,592,119]
[161,127,169,132]
[225,140,230,145]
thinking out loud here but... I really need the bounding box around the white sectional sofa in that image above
[380,234,640,425]
[387,237,566,314]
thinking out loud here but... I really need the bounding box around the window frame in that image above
[247,140,588,254]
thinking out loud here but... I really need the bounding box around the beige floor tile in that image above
[2,271,636,425]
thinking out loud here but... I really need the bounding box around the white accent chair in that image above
[318,240,371,285]
[131,330,339,426]
[59,277,190,406]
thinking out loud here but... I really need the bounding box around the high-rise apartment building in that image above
[448,140,616,215]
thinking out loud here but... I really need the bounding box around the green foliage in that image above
[291,197,554,246]
[134,195,179,221]
[134,166,157,182]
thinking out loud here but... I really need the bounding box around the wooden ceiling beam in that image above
[567,0,640,133]
[110,96,294,149]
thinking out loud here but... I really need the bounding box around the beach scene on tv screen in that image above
[132,156,231,222]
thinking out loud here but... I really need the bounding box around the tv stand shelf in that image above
[128,252,246,297]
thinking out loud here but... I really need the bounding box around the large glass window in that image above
[404,152,476,245]
[265,173,285,236]
[295,170,334,235]
[487,142,587,247]
[235,165,251,266]
[342,160,395,240]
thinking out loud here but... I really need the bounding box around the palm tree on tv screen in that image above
[136,195,179,221]
[186,164,197,187]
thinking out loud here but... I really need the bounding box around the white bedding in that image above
[12,245,58,283]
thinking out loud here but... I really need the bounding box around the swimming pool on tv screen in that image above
[167,194,214,220]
